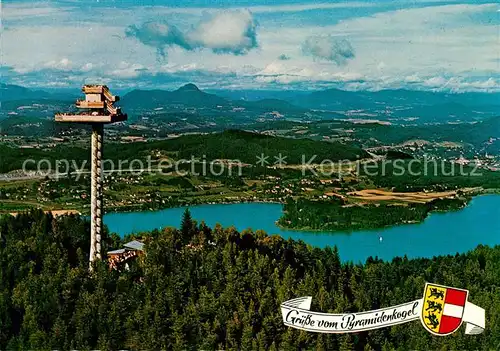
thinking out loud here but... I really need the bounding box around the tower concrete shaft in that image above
[90,124,104,265]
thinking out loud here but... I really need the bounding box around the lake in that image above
[104,194,500,263]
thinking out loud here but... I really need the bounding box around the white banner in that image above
[281,286,485,336]
[282,297,421,333]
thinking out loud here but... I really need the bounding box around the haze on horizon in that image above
[2,0,499,92]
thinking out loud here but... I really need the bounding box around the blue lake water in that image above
[104,195,500,263]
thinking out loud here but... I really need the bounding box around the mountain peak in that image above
[176,83,201,93]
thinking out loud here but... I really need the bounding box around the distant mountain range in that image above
[289,88,500,120]
[1,83,499,124]
[121,84,499,123]
[0,83,54,102]
[292,88,500,108]
[121,83,229,109]
[120,84,312,116]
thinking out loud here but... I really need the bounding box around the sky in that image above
[1,0,499,92]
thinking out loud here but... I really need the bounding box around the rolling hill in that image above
[0,83,53,102]
[0,129,370,173]
[146,129,370,163]
[121,83,229,109]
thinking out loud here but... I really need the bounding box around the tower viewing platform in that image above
[55,84,127,123]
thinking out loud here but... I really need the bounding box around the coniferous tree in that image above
[180,208,194,244]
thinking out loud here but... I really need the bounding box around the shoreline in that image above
[3,190,497,232]
[276,195,476,233]
[6,209,81,217]
[0,198,284,217]
[103,198,285,216]
[277,192,500,233]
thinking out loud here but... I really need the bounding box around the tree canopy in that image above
[0,211,499,350]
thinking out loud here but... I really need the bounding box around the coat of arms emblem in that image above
[421,283,468,335]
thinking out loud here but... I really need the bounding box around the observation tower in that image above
[55,85,127,267]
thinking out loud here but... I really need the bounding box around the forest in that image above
[278,197,469,231]
[0,129,367,173]
[1,210,499,350]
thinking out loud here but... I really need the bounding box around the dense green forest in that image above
[1,211,499,350]
[278,197,468,231]
[0,130,367,173]
[153,129,369,163]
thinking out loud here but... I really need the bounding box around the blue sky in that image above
[2,0,499,92]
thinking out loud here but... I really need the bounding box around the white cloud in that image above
[110,62,147,78]
[1,25,157,74]
[256,60,363,85]
[2,1,498,92]
[318,3,500,87]
[125,10,258,56]
[301,36,355,65]
[420,76,499,91]
[159,63,200,74]
[125,21,191,58]
[43,58,72,70]
[81,63,94,72]
[187,10,258,55]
